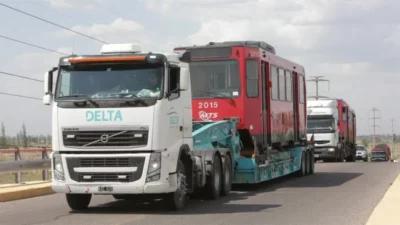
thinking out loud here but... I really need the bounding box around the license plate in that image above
[314,154,319,158]
[98,186,113,192]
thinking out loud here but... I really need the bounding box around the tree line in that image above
[0,122,51,149]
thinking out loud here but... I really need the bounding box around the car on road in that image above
[355,145,368,162]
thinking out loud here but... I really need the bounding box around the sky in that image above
[0,0,399,136]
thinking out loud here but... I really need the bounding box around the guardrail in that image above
[0,148,52,184]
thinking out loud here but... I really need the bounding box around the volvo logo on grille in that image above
[100,134,109,143]
[82,130,128,147]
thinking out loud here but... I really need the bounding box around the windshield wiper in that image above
[124,95,148,106]
[59,94,99,107]
[193,91,236,107]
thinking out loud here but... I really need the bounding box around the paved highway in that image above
[1,162,399,225]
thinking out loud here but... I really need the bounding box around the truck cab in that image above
[371,144,391,162]
[307,99,342,162]
[42,43,196,210]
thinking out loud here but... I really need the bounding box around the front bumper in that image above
[314,147,336,160]
[52,180,175,194]
[355,155,367,160]
[51,152,178,195]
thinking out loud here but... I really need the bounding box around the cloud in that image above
[56,18,144,39]
[54,18,154,51]
[385,25,400,47]
[46,0,106,10]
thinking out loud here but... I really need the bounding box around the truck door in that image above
[292,71,299,142]
[261,61,268,147]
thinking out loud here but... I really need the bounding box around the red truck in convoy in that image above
[371,144,391,162]
[307,98,357,162]
[338,99,357,162]
[174,41,314,170]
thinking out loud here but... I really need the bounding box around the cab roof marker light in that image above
[68,55,146,63]
[100,43,141,54]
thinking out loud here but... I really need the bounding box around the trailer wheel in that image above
[338,150,344,162]
[296,151,306,177]
[66,193,91,210]
[220,155,232,196]
[164,160,187,210]
[205,154,222,199]
[309,149,315,175]
[305,151,310,175]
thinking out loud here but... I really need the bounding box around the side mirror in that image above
[43,94,52,105]
[44,71,52,94]
[180,68,190,91]
[43,67,58,105]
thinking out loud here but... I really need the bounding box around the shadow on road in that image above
[71,190,281,215]
[69,171,361,215]
[231,171,363,193]
[283,172,363,188]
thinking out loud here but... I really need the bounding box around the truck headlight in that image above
[328,148,335,152]
[53,152,65,181]
[146,152,161,182]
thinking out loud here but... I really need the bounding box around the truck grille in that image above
[79,158,130,167]
[315,140,330,144]
[66,157,145,183]
[62,130,148,147]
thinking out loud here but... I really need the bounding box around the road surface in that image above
[1,162,399,225]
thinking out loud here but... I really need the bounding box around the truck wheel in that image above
[346,154,355,162]
[164,160,187,210]
[309,150,315,175]
[296,151,306,177]
[336,150,342,162]
[205,154,222,199]
[66,193,91,210]
[305,151,310,175]
[220,155,232,196]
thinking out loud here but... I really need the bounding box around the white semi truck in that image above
[306,99,342,162]
[307,98,357,162]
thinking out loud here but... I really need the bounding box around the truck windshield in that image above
[55,64,164,101]
[372,152,386,157]
[189,60,240,99]
[307,118,335,133]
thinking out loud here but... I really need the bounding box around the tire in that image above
[347,154,356,162]
[338,150,344,162]
[296,151,306,177]
[309,149,315,175]
[66,193,91,210]
[204,154,222,199]
[305,151,310,175]
[164,160,187,210]
[220,155,232,196]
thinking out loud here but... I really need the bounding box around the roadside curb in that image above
[365,173,400,225]
[0,182,54,202]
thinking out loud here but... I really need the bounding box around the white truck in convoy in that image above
[307,99,342,162]
[307,98,357,162]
